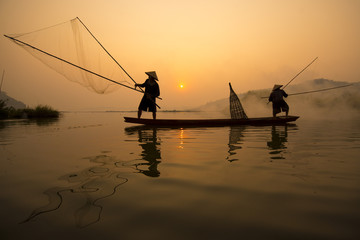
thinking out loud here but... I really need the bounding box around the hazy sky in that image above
[0,0,359,111]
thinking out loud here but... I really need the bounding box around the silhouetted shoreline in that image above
[0,100,60,119]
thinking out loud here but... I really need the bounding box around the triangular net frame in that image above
[4,18,138,95]
[229,83,248,119]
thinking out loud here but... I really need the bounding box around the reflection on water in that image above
[21,154,128,228]
[125,127,161,177]
[5,112,358,239]
[20,123,298,228]
[227,124,296,162]
[31,118,60,127]
[227,126,246,162]
[0,118,60,129]
[124,124,295,166]
[267,125,288,159]
[0,118,60,146]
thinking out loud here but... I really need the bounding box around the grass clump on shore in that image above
[0,100,8,119]
[0,100,60,119]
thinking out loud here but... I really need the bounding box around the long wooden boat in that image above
[124,116,299,127]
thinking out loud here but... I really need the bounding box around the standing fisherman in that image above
[135,71,160,119]
[269,84,289,117]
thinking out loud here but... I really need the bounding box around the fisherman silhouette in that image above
[135,71,160,119]
[269,84,289,117]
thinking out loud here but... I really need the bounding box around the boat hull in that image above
[124,116,299,127]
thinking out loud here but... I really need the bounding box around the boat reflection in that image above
[21,154,128,228]
[125,126,162,177]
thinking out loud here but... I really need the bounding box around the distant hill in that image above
[0,92,26,109]
[192,79,360,119]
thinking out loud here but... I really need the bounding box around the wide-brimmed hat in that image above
[145,71,158,81]
[272,84,283,90]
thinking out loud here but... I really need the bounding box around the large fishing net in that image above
[5,18,135,94]
[229,83,248,119]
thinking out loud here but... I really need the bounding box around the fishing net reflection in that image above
[227,126,246,162]
[21,155,128,228]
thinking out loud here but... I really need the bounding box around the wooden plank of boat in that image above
[124,116,299,127]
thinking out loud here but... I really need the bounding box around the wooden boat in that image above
[124,116,299,127]
[125,83,299,127]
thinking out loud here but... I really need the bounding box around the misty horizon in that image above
[1,1,360,112]
[2,78,359,121]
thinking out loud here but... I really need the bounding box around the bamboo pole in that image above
[261,84,353,98]
[76,18,138,85]
[282,57,318,89]
[75,17,161,108]
[4,34,143,93]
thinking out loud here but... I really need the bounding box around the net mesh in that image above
[6,18,133,94]
[229,83,248,119]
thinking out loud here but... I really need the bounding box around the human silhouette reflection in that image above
[267,125,288,159]
[125,126,162,177]
[227,126,246,162]
[21,154,128,228]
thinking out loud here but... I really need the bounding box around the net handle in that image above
[76,17,162,101]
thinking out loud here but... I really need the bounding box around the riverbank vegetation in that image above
[0,100,60,119]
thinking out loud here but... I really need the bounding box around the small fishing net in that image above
[229,83,248,119]
[5,18,135,94]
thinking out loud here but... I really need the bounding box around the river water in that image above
[0,112,359,240]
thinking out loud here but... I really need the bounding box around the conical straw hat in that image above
[145,71,158,81]
[272,84,283,90]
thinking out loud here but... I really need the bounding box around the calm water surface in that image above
[0,112,359,240]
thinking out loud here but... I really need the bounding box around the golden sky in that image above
[0,0,359,111]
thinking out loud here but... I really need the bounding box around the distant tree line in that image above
[0,99,60,120]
